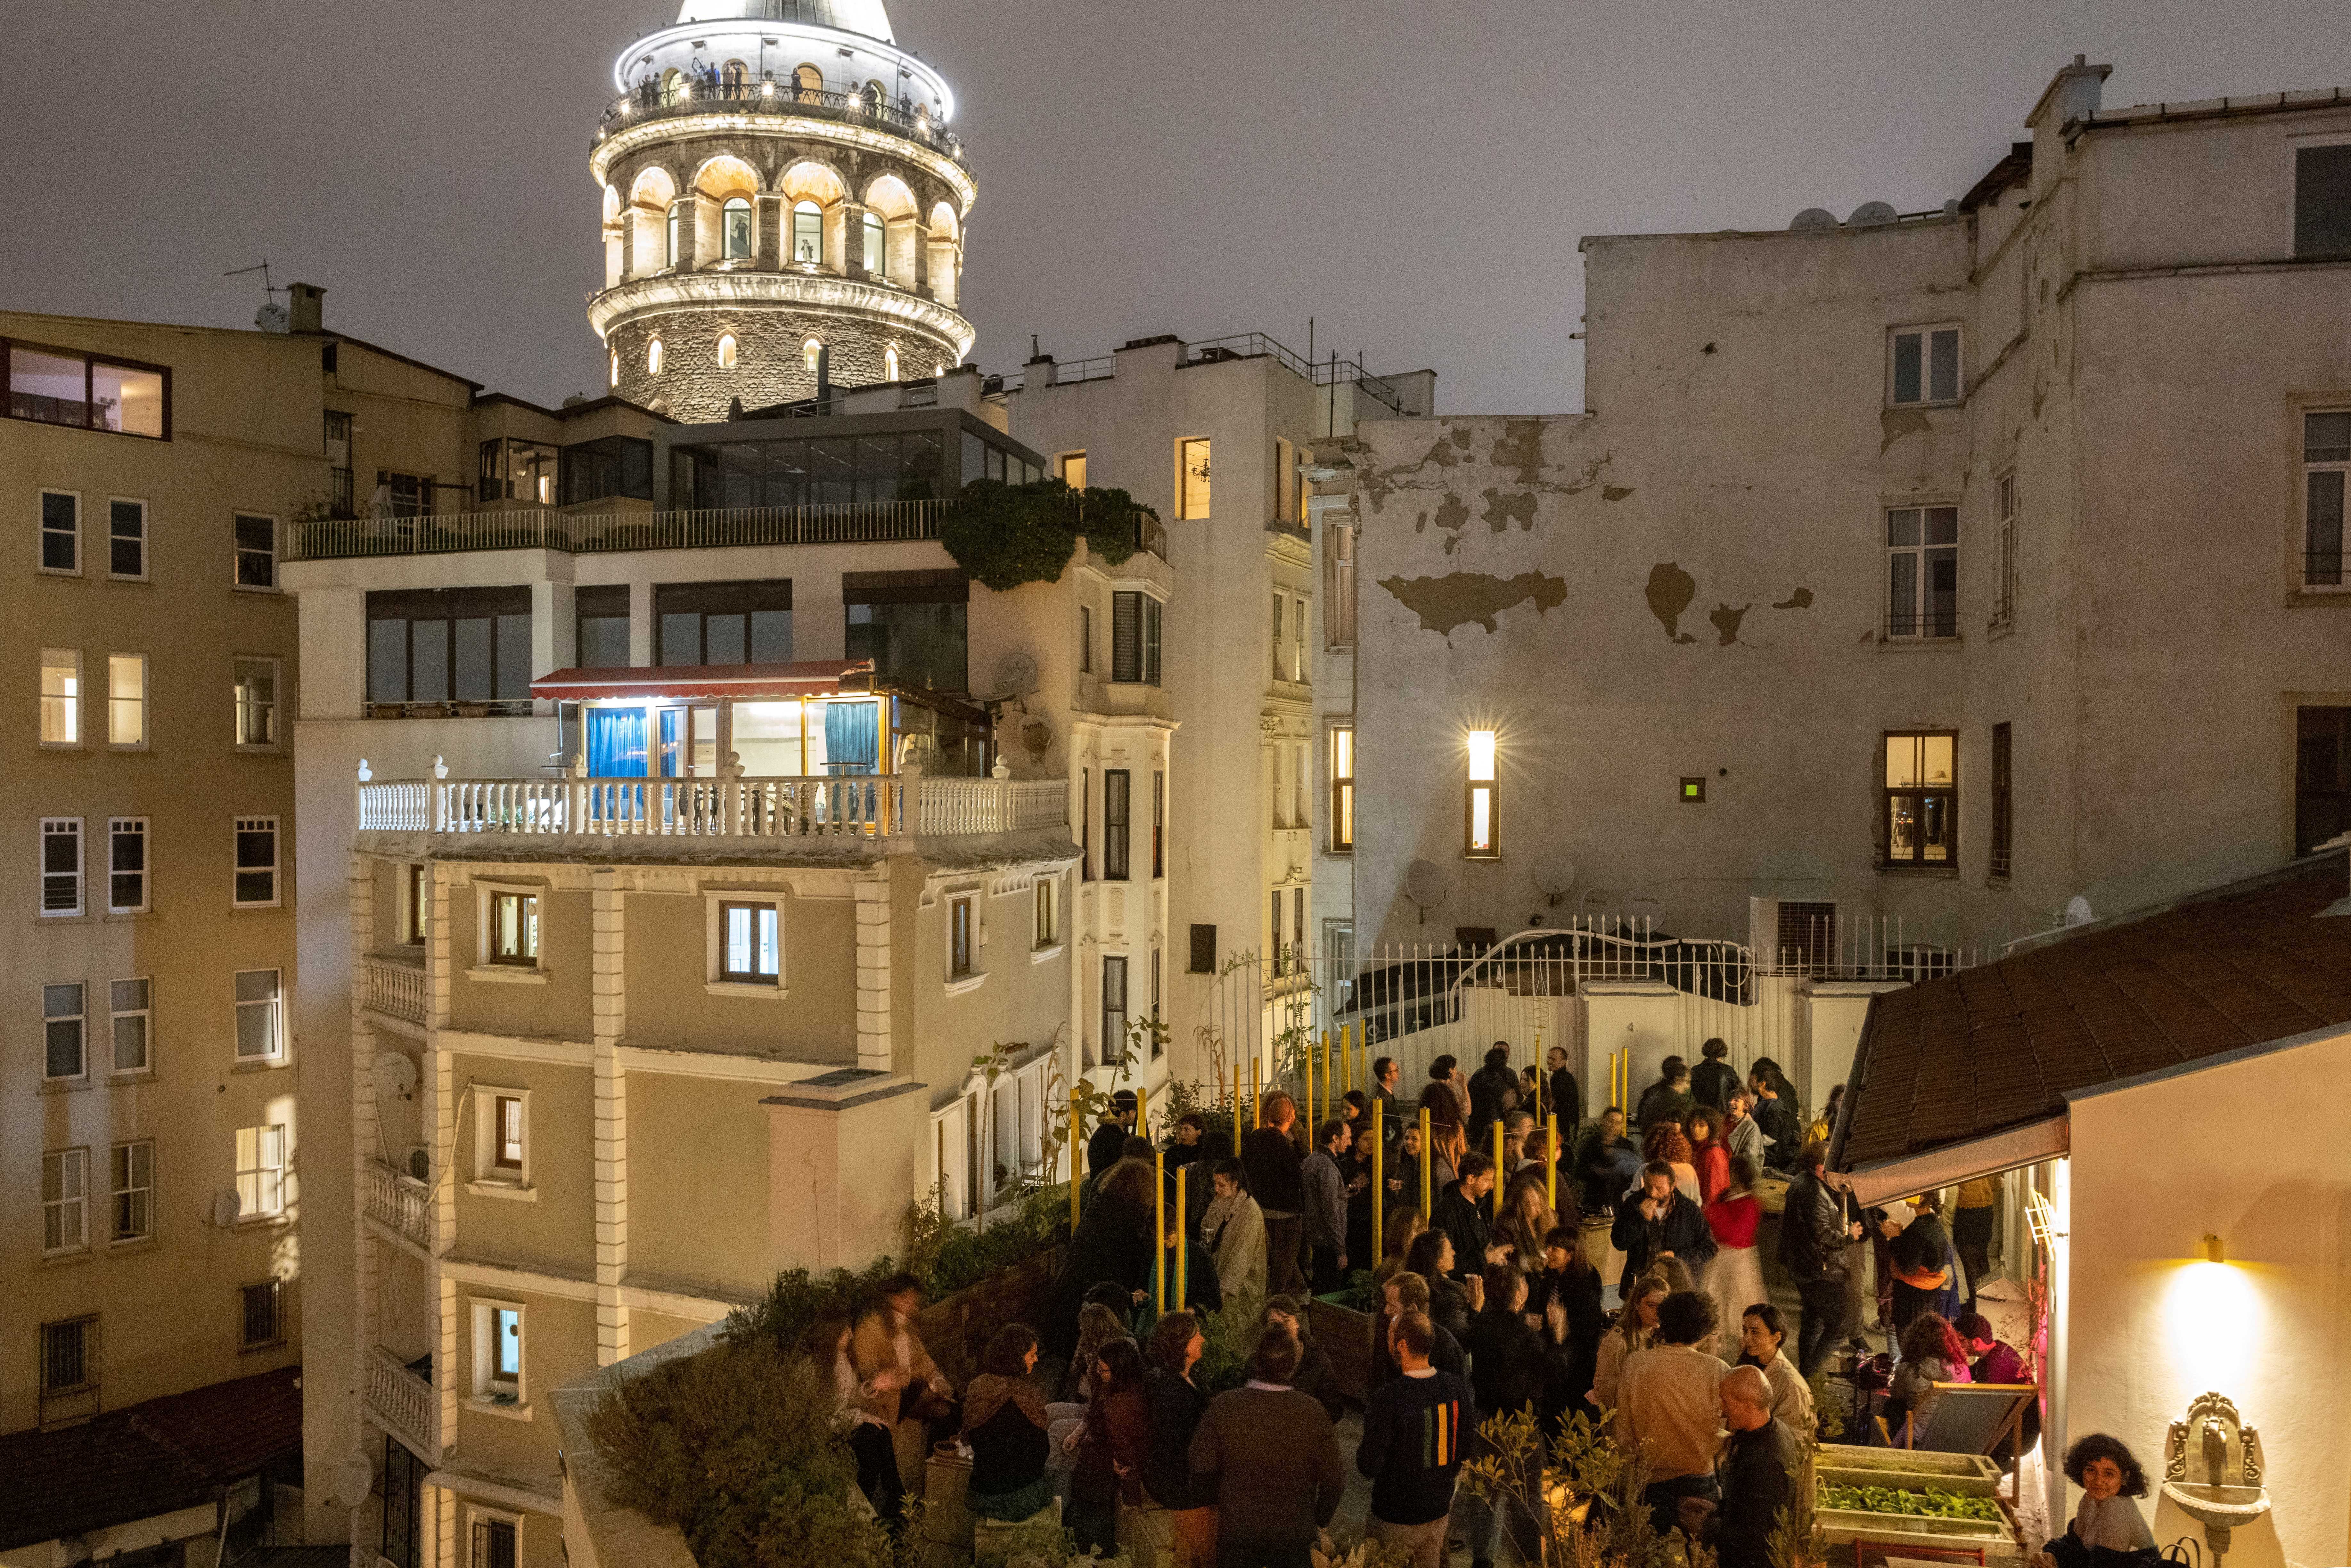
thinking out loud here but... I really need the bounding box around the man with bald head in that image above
[1712,1364,1801,1568]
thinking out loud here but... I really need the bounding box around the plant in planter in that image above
[939,479,1156,592]
[1458,1405,1667,1568]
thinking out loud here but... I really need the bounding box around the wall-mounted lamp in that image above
[1464,729,1498,859]
[2204,1233,2225,1264]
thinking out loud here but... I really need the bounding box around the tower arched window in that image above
[885,347,901,381]
[792,63,823,102]
[666,201,687,268]
[722,197,753,260]
[804,339,823,377]
[791,201,823,265]
[861,212,886,277]
[721,59,747,95]
[717,334,739,370]
[648,338,664,375]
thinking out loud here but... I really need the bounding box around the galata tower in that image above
[589,0,975,421]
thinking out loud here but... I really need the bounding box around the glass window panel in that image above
[1926,546,1958,636]
[962,431,986,488]
[1921,734,1955,784]
[1929,330,1960,403]
[749,609,791,662]
[114,1012,148,1071]
[109,655,144,745]
[92,362,165,436]
[811,439,855,504]
[12,347,89,427]
[1889,796,1918,859]
[1891,333,1922,405]
[581,616,630,667]
[705,612,746,665]
[659,613,700,665]
[1886,736,1918,788]
[1469,788,1492,851]
[1886,508,1921,546]
[410,620,449,702]
[41,492,79,570]
[2310,472,2346,584]
[1888,551,1918,633]
[495,613,532,698]
[41,649,80,744]
[1925,506,1959,545]
[453,618,493,700]
[109,501,144,575]
[731,701,804,775]
[2307,411,2351,462]
[367,620,408,703]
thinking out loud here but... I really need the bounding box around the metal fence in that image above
[285,498,950,562]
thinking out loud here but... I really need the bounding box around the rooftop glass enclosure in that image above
[664,409,1047,510]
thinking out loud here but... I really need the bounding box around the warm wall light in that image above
[1466,729,1497,782]
[2204,1233,2225,1264]
[1465,729,1498,859]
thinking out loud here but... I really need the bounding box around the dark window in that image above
[326,411,355,516]
[1270,891,1287,976]
[1455,927,1497,955]
[1152,771,1165,878]
[1188,923,1216,974]
[479,439,557,506]
[40,1316,97,1396]
[6,340,169,438]
[405,863,427,944]
[560,436,655,506]
[471,1519,516,1568]
[1990,722,2014,880]
[2306,411,2348,587]
[655,579,791,666]
[382,1436,425,1568]
[576,585,631,667]
[109,500,145,578]
[1886,507,1959,638]
[845,569,968,691]
[366,587,534,706]
[2294,144,2351,259]
[1079,769,1092,881]
[1883,731,1958,867]
[2296,706,2351,856]
[239,1280,285,1350]
[1293,887,1306,963]
[379,472,433,518]
[1110,592,1163,684]
[40,491,78,572]
[950,897,974,979]
[1101,955,1128,1061]
[673,430,944,509]
[1103,770,1130,880]
[234,513,276,588]
[1078,605,1092,674]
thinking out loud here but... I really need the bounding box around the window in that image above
[1465,729,1498,858]
[1883,732,1958,867]
[1034,876,1060,947]
[1270,890,1288,975]
[722,196,753,259]
[1888,324,1962,406]
[379,472,433,519]
[1329,726,1355,851]
[2304,411,2348,587]
[1104,769,1131,880]
[1059,452,1088,489]
[40,1317,97,1398]
[1178,437,1211,519]
[1271,744,1288,828]
[1293,740,1309,827]
[234,1123,287,1216]
[861,210,886,274]
[1188,923,1216,974]
[471,1301,524,1402]
[804,338,823,378]
[1290,597,1309,679]
[42,818,83,915]
[44,983,86,1081]
[326,410,355,515]
[471,1518,518,1568]
[111,1140,154,1242]
[1983,476,2013,629]
[656,579,792,666]
[478,439,557,506]
[2293,143,2351,258]
[666,202,687,267]
[366,587,534,708]
[1990,722,2013,881]
[844,569,967,690]
[1078,605,1093,674]
[1150,949,1162,1042]
[109,654,145,747]
[43,1149,89,1254]
[234,971,283,1061]
[234,817,279,908]
[1079,768,1092,881]
[235,657,280,747]
[560,435,654,505]
[647,338,664,375]
[41,648,81,744]
[720,900,780,983]
[109,818,147,913]
[39,490,79,572]
[234,513,277,589]
[2295,706,2351,855]
[1152,770,1165,878]
[884,346,900,381]
[717,333,739,370]
[1324,517,1356,646]
[1271,592,1285,680]
[1293,887,1306,967]
[576,584,631,666]
[488,890,538,965]
[110,979,151,1074]
[1886,506,1959,639]
[239,1280,285,1351]
[7,340,169,437]
[949,894,976,980]
[493,1098,525,1170]
[1102,955,1128,1061]
[792,201,823,264]
[1110,592,1162,684]
[404,863,428,945]
[1275,437,1295,522]
[109,499,146,579]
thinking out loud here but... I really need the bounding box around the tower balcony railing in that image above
[285,498,951,562]
[597,77,965,162]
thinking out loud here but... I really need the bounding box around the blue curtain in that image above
[588,707,647,777]
[824,700,880,775]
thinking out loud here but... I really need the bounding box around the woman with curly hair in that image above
[1588,1271,1669,1414]
[1643,1118,1700,1205]
[2035,1433,2155,1567]
[1886,1311,1972,1441]
[961,1324,1054,1523]
[1686,1106,1730,1203]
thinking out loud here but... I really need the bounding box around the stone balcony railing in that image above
[596,76,965,162]
[364,1158,433,1251]
[363,957,427,1024]
[365,1344,437,1458]
[356,764,1068,845]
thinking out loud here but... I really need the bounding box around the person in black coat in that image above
[1405,1230,1475,1343]
[1525,1224,1607,1414]
[1142,1313,1215,1516]
[1266,1294,1349,1422]
[1609,1162,1717,1293]
[1044,1158,1156,1359]
[1467,1043,1521,1143]
[1088,1091,1138,1177]
[1465,1263,1576,1424]
[1690,1038,1740,1111]
[1545,1045,1583,1134]
[1430,1152,1506,1282]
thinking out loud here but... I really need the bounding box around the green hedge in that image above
[940,480,1154,590]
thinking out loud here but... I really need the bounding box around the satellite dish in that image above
[2063,895,2095,928]
[1530,853,1577,906]
[1847,200,1898,227]
[992,651,1040,698]
[336,1450,375,1509]
[212,1188,243,1228]
[1403,861,1452,924]
[1018,713,1053,760]
[1789,207,1837,232]
[254,301,290,333]
[371,1053,418,1100]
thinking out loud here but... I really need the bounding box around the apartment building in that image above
[999,334,1432,1087]
[1333,60,2351,973]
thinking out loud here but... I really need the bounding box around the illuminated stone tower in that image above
[589,0,974,420]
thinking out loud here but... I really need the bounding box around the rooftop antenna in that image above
[225,260,291,332]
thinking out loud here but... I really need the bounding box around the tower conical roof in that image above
[671,0,893,44]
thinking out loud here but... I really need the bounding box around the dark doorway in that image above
[2296,707,2351,856]
[382,1434,426,1568]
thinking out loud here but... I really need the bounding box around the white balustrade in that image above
[355,774,1052,844]
[363,958,426,1024]
[363,1159,432,1249]
[365,1344,436,1456]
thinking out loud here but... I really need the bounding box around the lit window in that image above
[494,1096,525,1170]
[609,351,618,388]
[234,1123,286,1217]
[792,201,823,264]
[111,1140,154,1241]
[44,982,86,1082]
[42,1149,88,1254]
[40,817,83,916]
[488,890,538,965]
[1177,438,1211,519]
[235,657,279,747]
[1465,729,1498,859]
[1884,731,1958,867]
[1888,324,1962,407]
[109,499,146,578]
[1060,451,1088,489]
[2304,410,2348,587]
[9,343,169,438]
[1886,507,1959,639]
[39,490,80,572]
[804,338,823,378]
[862,211,886,274]
[472,1302,522,1400]
[885,346,900,381]
[949,894,976,979]
[40,648,81,745]
[234,970,283,1061]
[717,333,738,370]
[647,338,663,375]
[109,654,145,747]
[720,900,780,983]
[108,818,147,913]
[665,201,686,267]
[110,978,151,1074]
[234,817,279,908]
[1329,726,1354,851]
[721,196,752,259]
[1034,876,1060,947]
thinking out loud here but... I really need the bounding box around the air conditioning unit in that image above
[1748,897,1839,971]
[405,1146,432,1183]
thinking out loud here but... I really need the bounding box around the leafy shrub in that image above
[724,1259,902,1352]
[940,480,1155,590]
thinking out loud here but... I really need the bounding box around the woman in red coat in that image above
[1704,1154,1768,1342]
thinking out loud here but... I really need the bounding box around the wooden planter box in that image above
[1309,1297,1374,1406]
[1818,1445,2003,1498]
[913,1246,1065,1391]
[1815,1506,2022,1562]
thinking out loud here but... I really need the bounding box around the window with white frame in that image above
[1992,473,2018,626]
[233,817,279,907]
[1034,875,1060,948]
[1291,596,1310,680]
[109,499,146,579]
[1101,954,1128,1061]
[111,1139,153,1242]
[239,1279,285,1350]
[1888,324,1962,407]
[234,657,279,747]
[470,1514,518,1568]
[41,817,83,915]
[1465,729,1498,859]
[39,490,79,573]
[487,890,538,966]
[43,1148,89,1254]
[233,514,277,589]
[109,654,145,747]
[1293,740,1310,828]
[1324,516,1356,647]
[234,1123,286,1217]
[40,648,81,746]
[469,1086,530,1190]
[234,970,283,1061]
[2304,410,2347,588]
[1886,506,1959,639]
[948,892,977,980]
[108,818,147,913]
[717,899,780,984]
[110,978,150,1074]
[471,1299,524,1404]
[44,983,85,1081]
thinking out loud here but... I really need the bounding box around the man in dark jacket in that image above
[1371,1271,1469,1391]
[1690,1038,1740,1111]
[1243,1091,1307,1296]
[1463,1264,1575,1566]
[1430,1151,1506,1281]
[1300,1118,1353,1294]
[1371,1055,1406,1143]
[1711,1365,1801,1568]
[1545,1045,1583,1134]
[1359,1311,1475,1568]
[1609,1161,1716,1292]
[1634,1057,1693,1131]
[1575,1107,1641,1214]
[1466,1043,1520,1143]
[1088,1090,1137,1176]
[1190,1327,1346,1568]
[1778,1140,1858,1375]
[1747,1067,1802,1171]
[1143,1357,1213,1520]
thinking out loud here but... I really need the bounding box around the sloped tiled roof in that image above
[1836,853,2351,1170]
[0,1366,301,1550]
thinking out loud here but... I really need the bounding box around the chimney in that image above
[287,282,326,335]
[2025,55,2110,195]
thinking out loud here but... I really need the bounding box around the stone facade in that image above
[606,305,944,419]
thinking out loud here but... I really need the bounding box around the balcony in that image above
[356,770,1069,846]
[366,1345,437,1458]
[285,498,949,564]
[595,77,964,163]
[365,1158,433,1251]
[363,957,426,1025]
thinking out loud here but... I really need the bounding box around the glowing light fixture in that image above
[2204,1233,2225,1264]
[1465,729,1498,859]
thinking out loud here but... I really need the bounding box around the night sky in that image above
[10,1,2343,413]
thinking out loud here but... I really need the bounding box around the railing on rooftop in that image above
[285,498,951,562]
[597,77,965,162]
[1181,333,1406,414]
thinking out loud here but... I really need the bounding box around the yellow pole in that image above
[1252,1058,1262,1128]
[1175,1164,1188,1307]
[1154,1146,1167,1312]
[1546,1113,1559,1211]
[1232,1076,1243,1155]
[1069,1097,1082,1229]
[1139,1084,1149,1142]
[1371,1097,1384,1268]
[1419,1106,1432,1215]
[1493,1118,1506,1222]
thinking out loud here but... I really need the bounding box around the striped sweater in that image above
[1356,1368,1476,1526]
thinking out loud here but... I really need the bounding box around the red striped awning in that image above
[530,660,875,702]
